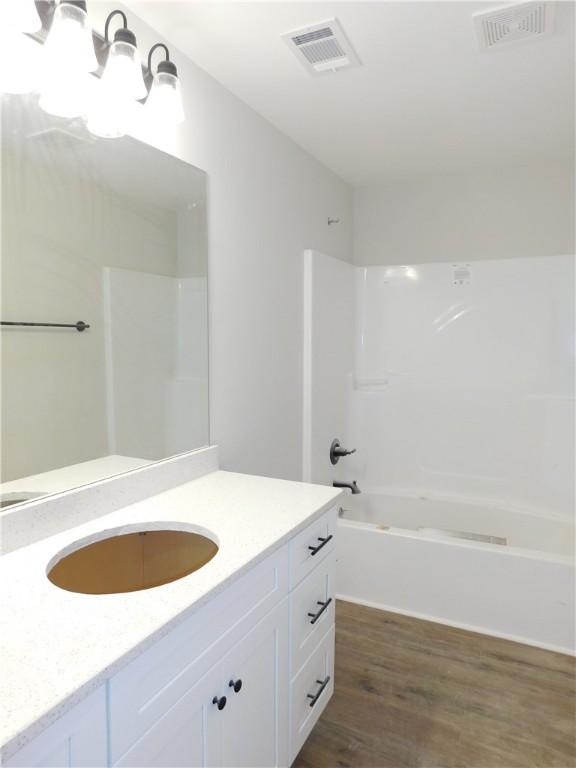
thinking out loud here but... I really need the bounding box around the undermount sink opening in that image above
[47,525,219,595]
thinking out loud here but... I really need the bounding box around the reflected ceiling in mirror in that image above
[1,93,209,508]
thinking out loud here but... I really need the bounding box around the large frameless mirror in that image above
[0,93,209,509]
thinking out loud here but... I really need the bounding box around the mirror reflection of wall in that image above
[1,94,209,503]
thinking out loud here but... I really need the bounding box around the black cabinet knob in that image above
[212,695,227,710]
[229,679,243,693]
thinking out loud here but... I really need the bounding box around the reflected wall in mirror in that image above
[1,94,209,508]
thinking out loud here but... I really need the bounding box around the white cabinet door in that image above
[220,600,289,768]
[113,663,223,768]
[115,600,290,768]
[5,688,107,768]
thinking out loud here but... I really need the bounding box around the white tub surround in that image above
[0,469,342,765]
[304,250,575,655]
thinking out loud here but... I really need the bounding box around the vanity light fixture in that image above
[0,1,186,136]
[0,0,42,34]
[86,10,146,139]
[41,1,98,73]
[39,1,98,118]
[145,43,185,126]
[0,0,42,94]
[100,11,147,102]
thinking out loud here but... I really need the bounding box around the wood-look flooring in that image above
[294,601,576,768]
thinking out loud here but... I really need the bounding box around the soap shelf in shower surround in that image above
[353,377,389,391]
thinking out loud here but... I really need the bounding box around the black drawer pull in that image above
[308,598,333,625]
[229,679,242,693]
[308,535,333,556]
[212,695,227,710]
[307,676,331,708]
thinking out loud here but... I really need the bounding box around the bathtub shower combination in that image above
[303,250,575,654]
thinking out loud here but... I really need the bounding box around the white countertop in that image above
[0,470,342,760]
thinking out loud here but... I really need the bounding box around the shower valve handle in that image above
[330,439,357,465]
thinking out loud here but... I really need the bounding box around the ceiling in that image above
[127,1,575,186]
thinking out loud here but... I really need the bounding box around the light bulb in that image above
[38,72,91,118]
[100,38,147,101]
[86,81,132,139]
[42,2,98,74]
[0,29,42,94]
[38,2,98,118]
[86,25,146,139]
[0,0,42,34]
[146,68,185,126]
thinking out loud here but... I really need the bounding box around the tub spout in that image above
[333,480,361,495]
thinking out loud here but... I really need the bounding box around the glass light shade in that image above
[86,79,140,139]
[0,29,42,94]
[42,2,98,74]
[0,0,42,33]
[146,71,185,125]
[39,69,95,119]
[100,40,147,101]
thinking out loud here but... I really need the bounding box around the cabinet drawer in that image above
[289,625,335,764]
[289,507,337,588]
[109,545,288,762]
[290,553,335,676]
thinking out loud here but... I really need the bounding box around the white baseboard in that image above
[336,592,576,657]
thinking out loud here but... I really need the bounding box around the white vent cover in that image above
[282,18,360,75]
[473,2,555,51]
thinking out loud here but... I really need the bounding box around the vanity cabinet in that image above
[3,688,107,768]
[4,506,337,768]
[115,601,289,768]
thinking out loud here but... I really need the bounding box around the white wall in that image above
[303,250,355,486]
[354,163,574,266]
[90,3,354,482]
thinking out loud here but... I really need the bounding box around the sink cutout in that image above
[48,529,218,594]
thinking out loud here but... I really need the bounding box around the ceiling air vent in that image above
[282,18,360,75]
[473,2,555,51]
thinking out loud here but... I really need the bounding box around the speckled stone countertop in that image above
[0,470,342,761]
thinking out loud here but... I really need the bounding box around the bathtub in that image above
[336,492,575,654]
